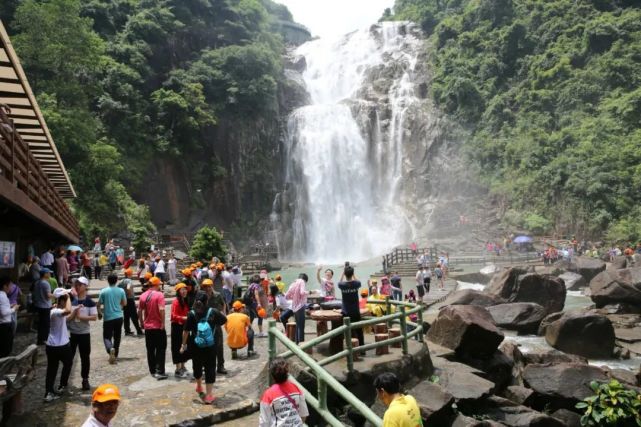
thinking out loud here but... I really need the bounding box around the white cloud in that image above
[276,0,395,40]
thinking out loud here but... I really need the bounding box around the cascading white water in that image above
[280,22,423,263]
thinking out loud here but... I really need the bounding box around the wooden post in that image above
[373,323,388,334]
[316,320,328,337]
[389,327,401,348]
[351,338,360,361]
[375,334,389,355]
[286,321,296,341]
[343,317,353,374]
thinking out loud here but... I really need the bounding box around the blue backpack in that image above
[193,308,215,348]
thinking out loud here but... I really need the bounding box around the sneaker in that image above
[174,369,182,377]
[124,332,134,336]
[248,350,257,357]
[108,348,116,364]
[56,385,66,395]
[196,385,205,399]
[154,373,168,380]
[217,367,228,375]
[82,379,91,391]
[43,392,60,403]
[202,394,215,404]
[257,332,268,338]
[179,369,190,379]
[231,350,238,360]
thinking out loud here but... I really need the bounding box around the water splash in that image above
[276,22,423,263]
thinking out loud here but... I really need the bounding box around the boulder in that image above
[545,311,615,358]
[410,380,455,426]
[523,363,609,411]
[574,256,607,282]
[486,271,566,315]
[487,303,547,334]
[551,409,581,427]
[431,356,495,400]
[481,264,501,276]
[452,414,506,427]
[443,289,505,307]
[558,272,586,290]
[537,312,564,335]
[598,303,641,314]
[453,350,514,394]
[498,341,526,385]
[457,396,565,427]
[521,350,587,366]
[610,255,628,270]
[502,385,534,405]
[427,305,504,358]
[589,269,641,308]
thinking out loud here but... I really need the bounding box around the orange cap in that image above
[257,307,267,318]
[144,272,153,280]
[174,283,186,292]
[92,384,120,403]
[124,268,133,277]
[201,278,213,286]
[149,277,161,286]
[190,264,197,269]
[181,268,192,277]
[232,301,244,310]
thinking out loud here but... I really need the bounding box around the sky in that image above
[276,0,395,39]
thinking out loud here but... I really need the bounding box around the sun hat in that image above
[53,288,72,298]
[76,276,89,286]
[174,283,186,292]
[232,301,245,310]
[360,289,369,296]
[144,272,153,280]
[149,277,161,286]
[92,384,121,403]
[124,268,133,277]
[201,278,213,287]
[181,268,192,276]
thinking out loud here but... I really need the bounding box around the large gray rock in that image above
[427,305,504,358]
[545,311,615,358]
[431,356,495,400]
[555,256,606,282]
[558,271,586,290]
[523,363,609,411]
[410,380,455,426]
[443,289,505,307]
[589,269,641,308]
[457,396,565,427]
[452,415,506,426]
[551,409,581,427]
[486,271,566,315]
[487,303,547,334]
[610,255,629,270]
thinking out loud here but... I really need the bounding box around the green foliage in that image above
[189,226,227,261]
[5,0,291,241]
[392,0,641,238]
[576,380,641,426]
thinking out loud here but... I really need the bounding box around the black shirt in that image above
[184,308,227,346]
[338,280,361,315]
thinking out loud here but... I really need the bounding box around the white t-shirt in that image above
[275,294,292,310]
[81,414,110,427]
[47,308,70,347]
[167,259,176,271]
[222,271,234,291]
[155,260,165,274]
[0,291,13,324]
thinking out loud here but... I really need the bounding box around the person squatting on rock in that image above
[225,300,255,359]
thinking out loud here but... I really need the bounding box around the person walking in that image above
[414,266,427,303]
[338,266,364,347]
[259,357,309,427]
[93,252,102,281]
[43,288,75,402]
[81,384,121,427]
[118,269,143,336]
[68,277,97,390]
[221,265,235,306]
[197,278,228,374]
[33,267,54,345]
[374,372,422,426]
[97,274,126,364]
[225,301,255,359]
[180,297,226,404]
[55,252,70,287]
[170,283,190,378]
[138,276,168,380]
[167,254,177,283]
[81,251,93,280]
[0,277,19,357]
[434,264,445,290]
[285,274,308,344]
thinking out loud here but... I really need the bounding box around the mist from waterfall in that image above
[279,22,422,263]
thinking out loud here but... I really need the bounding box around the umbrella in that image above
[513,236,533,244]
[67,245,83,252]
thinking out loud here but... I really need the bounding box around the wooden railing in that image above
[0,107,79,240]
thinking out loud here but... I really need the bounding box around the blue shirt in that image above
[98,286,126,321]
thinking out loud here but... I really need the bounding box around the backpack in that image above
[193,308,215,348]
[242,284,256,306]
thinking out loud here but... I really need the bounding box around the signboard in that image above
[0,241,15,268]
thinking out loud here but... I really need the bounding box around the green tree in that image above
[189,226,227,261]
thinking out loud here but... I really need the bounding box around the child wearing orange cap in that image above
[225,301,255,359]
[81,384,120,427]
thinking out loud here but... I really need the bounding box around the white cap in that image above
[76,277,89,286]
[53,288,72,298]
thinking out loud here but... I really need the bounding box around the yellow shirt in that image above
[99,255,108,266]
[383,395,423,427]
[225,312,250,349]
[276,281,286,293]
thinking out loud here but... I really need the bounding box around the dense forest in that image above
[0,0,294,246]
[392,0,641,241]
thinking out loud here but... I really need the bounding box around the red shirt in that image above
[170,298,189,325]
[139,289,165,330]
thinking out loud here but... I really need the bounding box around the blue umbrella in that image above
[67,245,83,252]
[513,236,533,244]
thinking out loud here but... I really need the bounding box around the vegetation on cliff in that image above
[1,0,292,241]
[392,0,641,241]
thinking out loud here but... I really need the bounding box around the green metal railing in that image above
[267,298,425,427]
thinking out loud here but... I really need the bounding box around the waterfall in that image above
[276,22,423,263]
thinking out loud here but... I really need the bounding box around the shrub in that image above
[576,379,641,426]
[189,226,227,262]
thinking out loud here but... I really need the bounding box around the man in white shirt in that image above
[221,265,235,305]
[81,384,120,427]
[41,249,54,270]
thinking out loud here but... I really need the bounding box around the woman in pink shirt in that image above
[285,274,308,344]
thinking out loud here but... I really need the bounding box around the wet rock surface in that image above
[544,311,615,358]
[442,289,505,307]
[485,270,566,315]
[590,268,641,308]
[487,303,546,335]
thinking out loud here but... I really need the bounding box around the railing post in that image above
[385,296,392,328]
[268,319,276,385]
[399,306,408,355]
[317,378,327,410]
[417,308,424,342]
[343,317,353,374]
